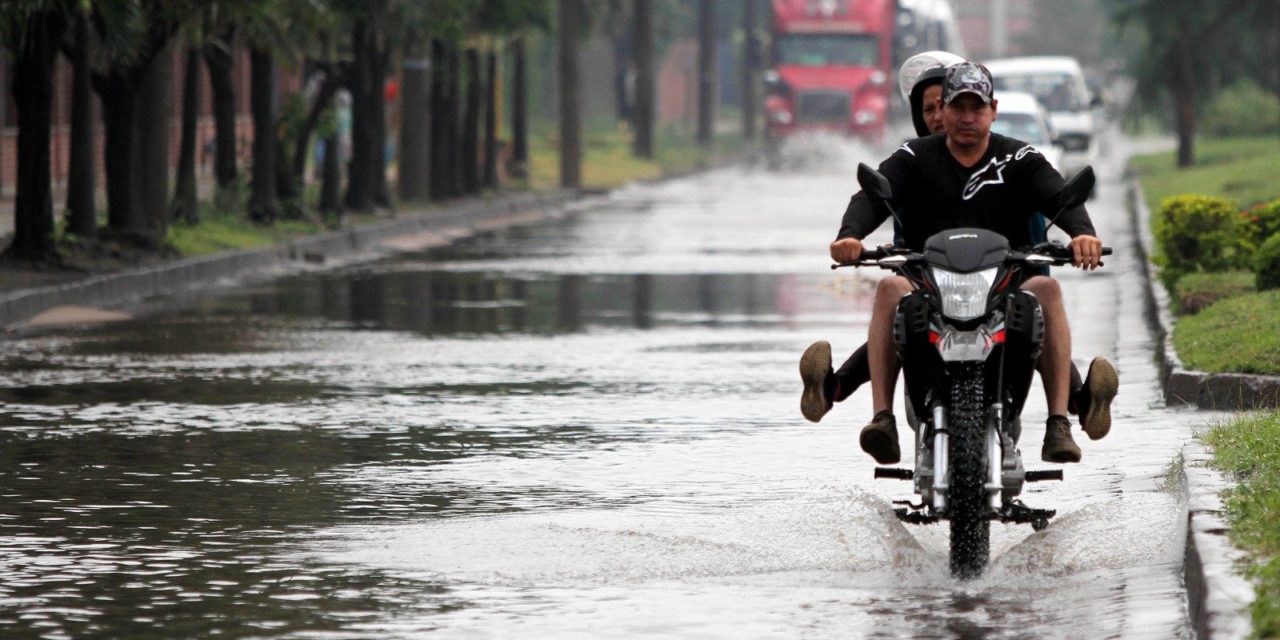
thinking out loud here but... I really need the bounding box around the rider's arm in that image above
[836,148,914,241]
[1024,157,1103,269]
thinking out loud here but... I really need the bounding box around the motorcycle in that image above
[838,163,1108,578]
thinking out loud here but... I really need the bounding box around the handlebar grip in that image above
[1101,247,1112,256]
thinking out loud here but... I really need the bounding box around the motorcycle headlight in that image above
[933,268,998,320]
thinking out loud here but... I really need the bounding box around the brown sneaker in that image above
[1041,415,1082,463]
[1078,357,1118,440]
[800,340,834,423]
[859,410,900,464]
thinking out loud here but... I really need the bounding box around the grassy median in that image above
[1132,135,1280,375]
[1204,410,1280,636]
[1130,135,1280,210]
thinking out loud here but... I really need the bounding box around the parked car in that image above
[989,91,1063,173]
[984,56,1098,173]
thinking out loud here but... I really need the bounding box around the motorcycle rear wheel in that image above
[948,373,991,579]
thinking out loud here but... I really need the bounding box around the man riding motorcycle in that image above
[802,62,1118,464]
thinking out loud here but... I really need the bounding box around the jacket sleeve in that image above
[836,150,911,241]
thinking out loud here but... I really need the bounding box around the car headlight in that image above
[933,267,998,319]
[854,109,879,124]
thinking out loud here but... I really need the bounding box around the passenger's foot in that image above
[800,340,835,423]
[1077,357,1119,440]
[859,410,900,464]
[1041,415,1082,463]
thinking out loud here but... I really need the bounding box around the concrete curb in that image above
[1130,179,1255,638]
[0,190,584,330]
[1181,442,1255,640]
[1130,179,1280,410]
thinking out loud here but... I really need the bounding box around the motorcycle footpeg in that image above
[1024,469,1064,482]
[874,467,914,480]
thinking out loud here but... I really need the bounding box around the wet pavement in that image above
[0,134,1216,638]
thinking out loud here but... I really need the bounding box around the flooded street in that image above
[0,137,1206,638]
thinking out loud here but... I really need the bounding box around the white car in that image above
[989,91,1063,173]
[984,56,1098,173]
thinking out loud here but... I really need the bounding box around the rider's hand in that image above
[830,237,864,264]
[1070,234,1104,270]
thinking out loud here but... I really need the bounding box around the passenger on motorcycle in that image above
[803,62,1118,464]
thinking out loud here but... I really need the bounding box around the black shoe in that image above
[1041,415,1082,463]
[1077,357,1118,440]
[860,410,900,464]
[800,340,834,423]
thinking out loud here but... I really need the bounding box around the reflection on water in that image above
[0,160,1196,638]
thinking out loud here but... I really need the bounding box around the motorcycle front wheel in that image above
[948,373,991,579]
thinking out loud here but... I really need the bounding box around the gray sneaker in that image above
[1079,357,1119,440]
[859,410,900,464]
[1041,415,1082,463]
[800,341,834,423]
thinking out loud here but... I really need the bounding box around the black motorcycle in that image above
[839,163,1108,578]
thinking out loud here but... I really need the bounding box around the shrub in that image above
[1201,79,1280,138]
[1257,233,1280,291]
[1154,194,1254,287]
[1174,270,1256,314]
[1243,199,1280,245]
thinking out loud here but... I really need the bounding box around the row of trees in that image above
[3,0,765,267]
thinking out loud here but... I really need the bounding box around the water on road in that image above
[0,137,1205,638]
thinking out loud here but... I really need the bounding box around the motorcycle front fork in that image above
[920,404,1004,513]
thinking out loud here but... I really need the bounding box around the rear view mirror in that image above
[1060,166,1095,211]
[857,163,893,204]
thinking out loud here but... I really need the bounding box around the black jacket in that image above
[838,133,1095,250]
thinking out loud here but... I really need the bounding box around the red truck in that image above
[764,0,896,143]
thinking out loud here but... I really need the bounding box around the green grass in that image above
[1130,136,1280,210]
[1173,289,1280,374]
[1204,410,1280,637]
[528,120,747,191]
[167,205,329,257]
[1173,270,1256,315]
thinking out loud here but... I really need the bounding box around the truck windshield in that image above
[775,33,879,67]
[993,74,1081,111]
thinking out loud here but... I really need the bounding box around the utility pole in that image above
[696,0,716,147]
[989,0,1008,58]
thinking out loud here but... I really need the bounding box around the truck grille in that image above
[794,90,851,124]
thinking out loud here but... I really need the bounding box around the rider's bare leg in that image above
[1021,276,1070,416]
[869,276,913,413]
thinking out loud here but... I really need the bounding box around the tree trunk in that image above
[320,94,343,215]
[66,8,96,238]
[369,23,391,208]
[559,0,582,188]
[204,33,239,196]
[483,49,499,189]
[248,46,280,223]
[135,41,173,245]
[632,0,655,158]
[446,47,463,197]
[6,11,64,262]
[429,39,451,199]
[462,48,481,194]
[172,47,201,224]
[613,20,632,124]
[94,72,139,237]
[510,37,529,179]
[292,67,342,191]
[345,19,376,211]
[697,0,717,147]
[399,39,431,201]
[1174,18,1197,168]
[741,0,759,141]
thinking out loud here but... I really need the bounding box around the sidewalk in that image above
[0,189,581,330]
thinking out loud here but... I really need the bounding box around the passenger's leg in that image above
[859,276,912,464]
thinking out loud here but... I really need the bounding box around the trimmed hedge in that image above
[1154,194,1254,288]
[1257,233,1280,291]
